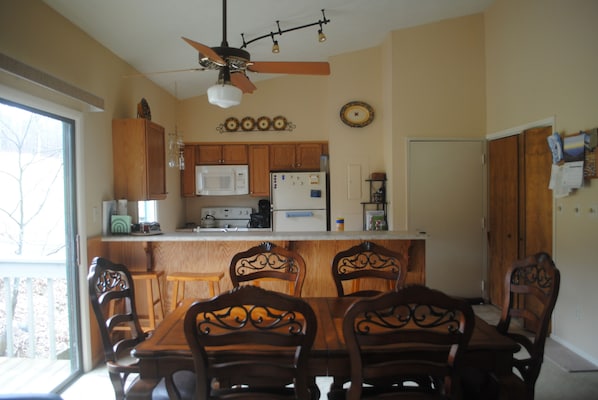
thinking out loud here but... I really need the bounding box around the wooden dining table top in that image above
[132,296,519,379]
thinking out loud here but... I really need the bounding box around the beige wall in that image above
[485,0,598,362]
[3,0,597,366]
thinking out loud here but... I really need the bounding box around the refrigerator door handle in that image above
[285,211,314,218]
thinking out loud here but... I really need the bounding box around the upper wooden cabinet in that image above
[196,144,247,165]
[248,144,270,197]
[270,143,327,171]
[112,118,166,201]
[180,144,196,197]
[180,141,328,197]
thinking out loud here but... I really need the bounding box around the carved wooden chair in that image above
[229,241,306,296]
[183,285,318,399]
[331,241,408,297]
[338,285,474,400]
[496,252,561,400]
[88,257,193,400]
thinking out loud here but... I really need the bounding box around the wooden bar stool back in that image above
[130,270,165,331]
[167,271,225,311]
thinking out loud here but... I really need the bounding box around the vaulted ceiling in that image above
[43,0,494,99]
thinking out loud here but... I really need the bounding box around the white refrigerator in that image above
[271,172,328,231]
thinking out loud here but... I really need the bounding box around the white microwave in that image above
[195,165,249,196]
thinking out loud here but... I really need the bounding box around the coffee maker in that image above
[250,199,271,228]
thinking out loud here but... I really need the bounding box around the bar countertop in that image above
[100,230,428,242]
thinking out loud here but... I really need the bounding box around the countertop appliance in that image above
[195,165,249,196]
[249,199,271,228]
[197,207,252,231]
[271,172,328,232]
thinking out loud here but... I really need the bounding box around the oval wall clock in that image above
[340,101,374,128]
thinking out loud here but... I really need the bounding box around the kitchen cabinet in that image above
[488,126,553,308]
[180,144,196,197]
[112,118,166,201]
[248,144,270,197]
[269,142,327,171]
[196,144,247,165]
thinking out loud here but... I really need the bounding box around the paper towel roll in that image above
[117,199,128,215]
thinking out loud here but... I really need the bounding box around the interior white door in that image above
[408,139,486,299]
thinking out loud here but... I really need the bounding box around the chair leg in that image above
[171,281,180,312]
[109,371,126,400]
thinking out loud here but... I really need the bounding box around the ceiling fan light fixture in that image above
[207,83,242,108]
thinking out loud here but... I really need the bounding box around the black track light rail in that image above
[240,9,330,49]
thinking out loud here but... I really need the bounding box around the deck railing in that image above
[0,260,67,359]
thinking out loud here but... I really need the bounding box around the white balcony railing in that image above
[0,260,67,359]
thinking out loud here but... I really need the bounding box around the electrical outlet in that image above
[589,204,598,218]
[574,205,581,216]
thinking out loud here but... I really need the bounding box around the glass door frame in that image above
[0,84,87,392]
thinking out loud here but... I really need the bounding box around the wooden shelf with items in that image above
[361,175,387,230]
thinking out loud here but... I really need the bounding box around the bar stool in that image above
[131,270,165,331]
[167,271,225,311]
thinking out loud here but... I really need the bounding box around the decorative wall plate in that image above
[272,115,288,130]
[224,117,240,132]
[340,101,374,127]
[241,116,255,131]
[216,115,294,133]
[257,116,271,131]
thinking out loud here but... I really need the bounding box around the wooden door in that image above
[145,120,166,199]
[222,144,248,164]
[295,143,323,170]
[488,135,519,306]
[196,144,222,164]
[180,145,196,197]
[408,140,486,298]
[248,144,270,196]
[488,127,553,307]
[270,144,296,170]
[521,127,553,257]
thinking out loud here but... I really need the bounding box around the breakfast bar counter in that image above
[87,230,426,301]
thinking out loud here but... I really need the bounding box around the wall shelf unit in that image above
[361,178,387,230]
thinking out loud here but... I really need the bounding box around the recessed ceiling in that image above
[43,0,494,99]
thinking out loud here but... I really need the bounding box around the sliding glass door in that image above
[0,98,82,393]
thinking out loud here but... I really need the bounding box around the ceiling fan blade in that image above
[182,36,226,66]
[123,67,205,78]
[231,72,257,94]
[248,61,330,75]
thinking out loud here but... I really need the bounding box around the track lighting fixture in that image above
[241,9,330,50]
[318,27,326,42]
[271,33,280,53]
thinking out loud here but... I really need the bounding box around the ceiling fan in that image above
[181,0,331,108]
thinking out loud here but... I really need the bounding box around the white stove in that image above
[199,207,252,231]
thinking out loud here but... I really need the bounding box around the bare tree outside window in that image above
[0,102,69,359]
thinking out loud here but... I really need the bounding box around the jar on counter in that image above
[335,218,345,231]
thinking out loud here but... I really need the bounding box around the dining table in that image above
[127,296,519,399]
